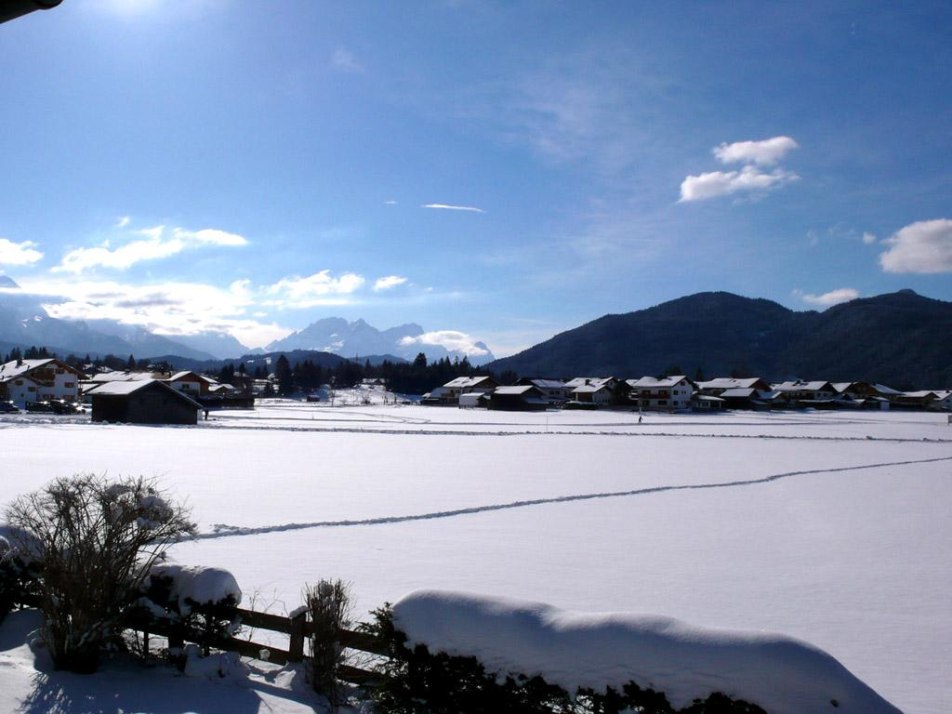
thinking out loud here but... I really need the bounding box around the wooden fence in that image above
[126,605,386,685]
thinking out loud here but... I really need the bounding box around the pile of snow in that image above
[148,563,241,615]
[393,590,901,714]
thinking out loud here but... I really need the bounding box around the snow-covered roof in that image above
[443,376,494,389]
[168,370,214,384]
[772,380,834,392]
[0,358,79,382]
[627,375,691,389]
[494,385,537,396]
[697,377,765,390]
[87,379,203,408]
[526,379,567,389]
[571,383,611,394]
[564,377,614,389]
[85,371,155,384]
[393,590,900,714]
[720,387,758,398]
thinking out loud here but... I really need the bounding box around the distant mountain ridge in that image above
[266,317,495,366]
[488,290,952,389]
[0,277,229,361]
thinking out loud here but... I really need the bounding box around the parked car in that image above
[0,401,20,413]
[24,400,54,413]
[49,399,84,415]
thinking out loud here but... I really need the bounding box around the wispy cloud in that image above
[680,136,800,202]
[422,203,486,213]
[0,238,43,266]
[879,219,952,274]
[54,223,248,273]
[399,330,490,358]
[794,288,859,307]
[22,275,289,348]
[331,47,363,73]
[374,275,408,292]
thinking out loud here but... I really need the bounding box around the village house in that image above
[771,380,838,407]
[426,375,498,406]
[627,375,697,412]
[696,377,772,396]
[565,377,618,406]
[0,358,85,407]
[488,385,549,412]
[515,378,569,405]
[86,379,203,425]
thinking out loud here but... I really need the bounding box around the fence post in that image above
[288,609,306,663]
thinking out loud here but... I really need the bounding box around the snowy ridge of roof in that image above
[393,590,900,714]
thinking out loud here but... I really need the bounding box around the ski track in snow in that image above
[196,454,952,541]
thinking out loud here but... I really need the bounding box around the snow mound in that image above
[392,590,900,714]
[149,563,241,615]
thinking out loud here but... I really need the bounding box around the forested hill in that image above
[487,290,952,389]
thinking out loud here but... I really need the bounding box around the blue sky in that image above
[1,1,950,357]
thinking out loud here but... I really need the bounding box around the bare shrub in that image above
[305,578,352,709]
[5,474,195,673]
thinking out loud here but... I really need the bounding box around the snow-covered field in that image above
[1,399,950,712]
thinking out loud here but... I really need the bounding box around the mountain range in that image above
[487,290,952,389]
[0,277,495,365]
[264,317,495,366]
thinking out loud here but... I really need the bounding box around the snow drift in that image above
[392,590,901,714]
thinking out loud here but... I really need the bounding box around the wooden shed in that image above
[88,379,203,425]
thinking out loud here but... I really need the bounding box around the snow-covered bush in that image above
[0,528,42,621]
[363,590,901,714]
[305,578,352,709]
[4,474,195,673]
[137,563,241,662]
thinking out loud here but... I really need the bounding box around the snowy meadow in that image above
[1,401,950,713]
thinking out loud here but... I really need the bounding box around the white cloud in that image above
[263,270,366,308]
[862,232,878,245]
[0,238,43,266]
[713,136,798,166]
[681,136,800,202]
[422,204,486,213]
[331,48,363,73]
[373,275,408,292]
[115,215,131,228]
[795,288,860,307]
[879,219,952,274]
[55,223,248,273]
[679,166,798,202]
[399,330,490,358]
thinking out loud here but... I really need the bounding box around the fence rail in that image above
[125,604,385,683]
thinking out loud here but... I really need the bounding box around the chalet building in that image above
[165,370,216,397]
[441,376,499,401]
[488,385,549,412]
[771,380,838,406]
[516,378,569,405]
[627,375,696,411]
[87,379,203,425]
[568,381,615,406]
[890,390,952,411]
[566,377,618,406]
[696,377,772,396]
[0,358,85,406]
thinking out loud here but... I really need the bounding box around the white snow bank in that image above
[392,590,901,714]
[149,563,241,614]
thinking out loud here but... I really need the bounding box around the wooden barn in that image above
[88,379,203,425]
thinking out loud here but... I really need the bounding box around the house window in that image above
[64,382,75,388]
